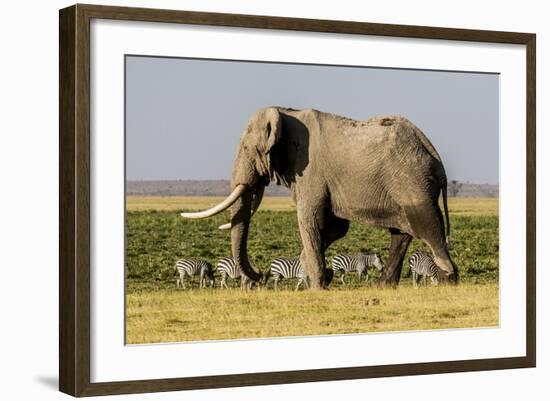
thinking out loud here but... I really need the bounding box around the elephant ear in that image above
[264,108,282,155]
[263,108,284,184]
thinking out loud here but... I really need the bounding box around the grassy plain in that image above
[126,283,498,344]
[125,196,499,344]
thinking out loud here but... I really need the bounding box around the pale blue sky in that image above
[126,56,499,184]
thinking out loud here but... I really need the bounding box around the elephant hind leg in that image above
[380,228,412,287]
[405,204,458,281]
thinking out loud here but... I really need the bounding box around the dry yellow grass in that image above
[446,197,498,215]
[126,195,497,215]
[126,282,499,344]
[126,196,297,212]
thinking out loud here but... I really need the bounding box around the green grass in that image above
[125,196,499,344]
[126,210,499,285]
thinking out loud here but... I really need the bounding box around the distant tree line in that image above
[126,180,498,198]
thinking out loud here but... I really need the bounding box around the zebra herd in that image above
[174,250,441,290]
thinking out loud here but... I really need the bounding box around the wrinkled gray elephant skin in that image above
[182,107,458,289]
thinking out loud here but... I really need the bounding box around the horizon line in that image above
[126,178,500,186]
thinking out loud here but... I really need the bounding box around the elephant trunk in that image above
[251,184,265,216]
[218,176,266,230]
[230,185,262,282]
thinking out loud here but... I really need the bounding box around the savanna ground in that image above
[126,196,499,344]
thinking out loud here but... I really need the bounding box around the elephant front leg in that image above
[297,206,326,290]
[380,228,412,287]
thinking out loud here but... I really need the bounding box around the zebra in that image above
[174,258,215,289]
[264,257,308,291]
[332,253,384,285]
[216,257,254,289]
[408,250,439,287]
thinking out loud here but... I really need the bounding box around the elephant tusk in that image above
[218,184,265,230]
[180,184,247,219]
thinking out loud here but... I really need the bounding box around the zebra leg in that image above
[380,228,412,287]
[294,279,303,291]
[340,272,346,285]
[244,277,254,290]
[177,273,186,289]
[241,276,250,290]
[357,268,364,283]
[274,278,279,291]
[431,276,439,286]
[412,272,418,288]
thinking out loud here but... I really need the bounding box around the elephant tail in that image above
[441,177,451,249]
[409,121,451,248]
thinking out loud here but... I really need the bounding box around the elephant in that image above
[181,107,458,290]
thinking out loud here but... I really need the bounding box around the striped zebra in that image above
[408,251,439,287]
[174,258,215,289]
[332,253,384,285]
[264,257,308,291]
[216,257,254,289]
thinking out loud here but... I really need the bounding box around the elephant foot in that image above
[309,278,324,290]
[307,269,334,290]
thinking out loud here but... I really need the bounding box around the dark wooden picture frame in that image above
[59,3,536,397]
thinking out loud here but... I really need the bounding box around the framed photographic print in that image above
[59,4,536,397]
